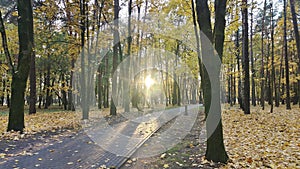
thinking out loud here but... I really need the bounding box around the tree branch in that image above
[0,10,15,73]
[3,4,17,21]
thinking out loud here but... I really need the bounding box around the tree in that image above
[270,1,275,113]
[242,0,250,114]
[191,0,203,105]
[0,11,13,72]
[196,0,229,163]
[283,0,291,110]
[260,0,267,110]
[236,29,243,109]
[110,0,120,116]
[289,0,300,107]
[0,11,13,110]
[80,0,89,119]
[7,0,34,132]
[250,0,256,106]
[29,33,36,114]
[124,0,132,112]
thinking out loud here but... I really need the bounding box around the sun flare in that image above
[145,75,154,88]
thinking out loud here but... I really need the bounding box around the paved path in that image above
[0,105,201,169]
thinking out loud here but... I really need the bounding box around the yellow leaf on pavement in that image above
[163,164,169,168]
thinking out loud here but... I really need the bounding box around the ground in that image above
[121,105,300,169]
[0,105,299,168]
[121,108,222,169]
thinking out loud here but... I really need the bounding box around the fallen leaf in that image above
[160,153,166,159]
[163,164,169,168]
[0,153,6,158]
[246,157,253,164]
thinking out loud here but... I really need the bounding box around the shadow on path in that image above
[0,105,202,169]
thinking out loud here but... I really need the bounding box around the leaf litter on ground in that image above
[0,105,299,168]
[222,105,299,169]
[122,105,299,169]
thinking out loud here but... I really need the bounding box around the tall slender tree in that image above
[110,0,120,116]
[0,11,12,111]
[260,0,267,110]
[242,0,250,114]
[250,0,256,106]
[283,0,291,109]
[80,0,89,119]
[0,10,13,71]
[191,0,203,105]
[236,30,243,109]
[270,1,275,113]
[29,37,36,114]
[123,0,132,112]
[289,0,300,107]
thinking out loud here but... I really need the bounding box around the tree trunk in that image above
[0,10,14,72]
[80,0,89,119]
[250,0,256,106]
[6,84,10,108]
[61,74,67,110]
[266,41,271,105]
[172,43,179,106]
[283,0,291,109]
[97,65,103,109]
[104,55,109,108]
[38,71,42,109]
[233,63,236,105]
[86,3,92,107]
[289,0,300,107]
[196,0,228,163]
[230,62,234,106]
[110,0,120,116]
[276,50,284,107]
[80,56,88,118]
[45,53,51,109]
[236,30,243,109]
[29,46,36,114]
[260,0,267,110]
[242,0,250,114]
[270,2,275,113]
[68,59,75,111]
[66,0,75,111]
[280,51,285,105]
[124,0,132,112]
[228,70,231,104]
[191,0,204,105]
[0,11,12,109]
[0,77,4,107]
[8,0,34,132]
